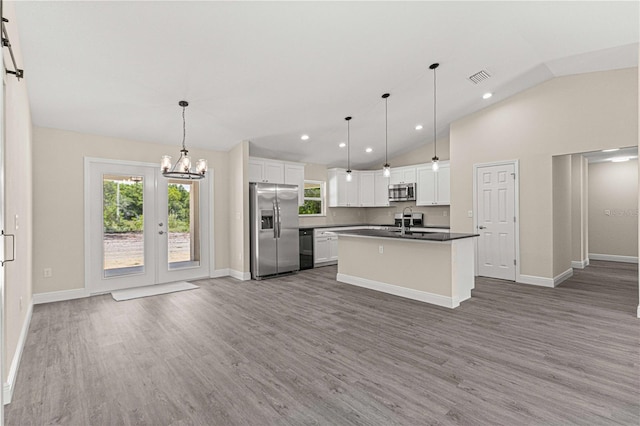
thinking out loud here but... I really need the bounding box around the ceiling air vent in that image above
[468,70,491,84]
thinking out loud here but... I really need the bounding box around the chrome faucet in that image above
[401,206,413,236]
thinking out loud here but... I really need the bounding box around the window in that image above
[299,180,325,216]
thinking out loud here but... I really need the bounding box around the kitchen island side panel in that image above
[337,236,453,298]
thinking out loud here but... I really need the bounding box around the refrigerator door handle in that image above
[276,200,282,239]
[272,200,278,239]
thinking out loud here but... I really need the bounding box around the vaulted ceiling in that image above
[14,1,639,169]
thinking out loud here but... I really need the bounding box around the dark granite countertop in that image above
[301,224,450,230]
[334,228,478,242]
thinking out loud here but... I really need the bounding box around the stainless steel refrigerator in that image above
[250,183,300,279]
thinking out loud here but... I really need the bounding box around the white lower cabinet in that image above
[314,230,339,265]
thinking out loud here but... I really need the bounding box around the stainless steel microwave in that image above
[388,183,416,202]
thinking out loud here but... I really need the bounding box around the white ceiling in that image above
[13,1,639,169]
[582,146,638,164]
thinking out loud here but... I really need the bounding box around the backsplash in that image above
[364,202,451,227]
[299,203,451,228]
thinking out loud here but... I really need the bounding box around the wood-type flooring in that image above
[5,260,640,425]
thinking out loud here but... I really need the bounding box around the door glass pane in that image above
[103,175,144,277]
[168,179,200,270]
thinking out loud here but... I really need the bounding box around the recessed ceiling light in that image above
[602,148,619,152]
[339,142,346,148]
[415,124,423,130]
[482,92,493,99]
[365,147,373,153]
[611,157,630,162]
[300,134,310,141]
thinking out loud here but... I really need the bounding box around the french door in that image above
[475,161,517,281]
[86,159,209,293]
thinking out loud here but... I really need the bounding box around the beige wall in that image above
[552,155,572,276]
[588,159,638,258]
[228,141,249,274]
[383,137,450,168]
[450,68,638,279]
[3,1,34,385]
[32,127,230,293]
[571,155,589,264]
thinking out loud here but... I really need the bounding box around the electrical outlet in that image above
[43,268,52,278]
[467,210,473,218]
[378,245,384,254]
[443,211,448,217]
[19,296,22,311]
[14,214,19,230]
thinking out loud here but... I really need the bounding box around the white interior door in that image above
[86,159,209,293]
[476,162,517,280]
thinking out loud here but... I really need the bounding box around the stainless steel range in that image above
[394,212,424,228]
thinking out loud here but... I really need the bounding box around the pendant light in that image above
[382,93,391,178]
[430,63,440,172]
[345,116,353,181]
[161,101,208,180]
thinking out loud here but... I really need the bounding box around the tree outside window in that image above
[299,180,325,216]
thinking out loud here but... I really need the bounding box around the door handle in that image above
[159,230,165,235]
[1,230,15,266]
[478,225,486,229]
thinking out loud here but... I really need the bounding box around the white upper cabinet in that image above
[358,171,375,207]
[249,157,284,183]
[264,160,285,183]
[249,157,304,184]
[437,163,450,205]
[284,163,305,206]
[248,158,266,183]
[328,168,359,207]
[389,166,417,184]
[416,161,450,205]
[346,171,359,207]
[374,170,390,206]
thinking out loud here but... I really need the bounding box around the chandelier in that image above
[161,101,207,180]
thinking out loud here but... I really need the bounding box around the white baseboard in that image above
[4,300,33,405]
[571,258,589,269]
[589,253,638,264]
[554,268,573,286]
[229,269,251,281]
[517,269,573,288]
[210,268,230,278]
[33,288,90,305]
[517,274,555,288]
[336,273,458,309]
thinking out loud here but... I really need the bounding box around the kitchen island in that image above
[335,229,478,309]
